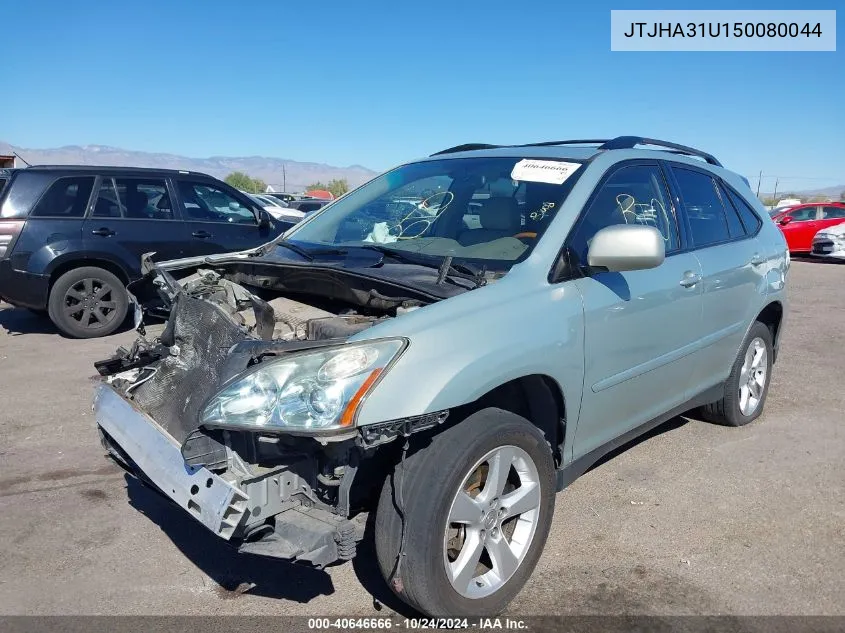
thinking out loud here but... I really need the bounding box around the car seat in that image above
[457,198,521,245]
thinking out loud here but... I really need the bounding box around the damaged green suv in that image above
[94,137,789,616]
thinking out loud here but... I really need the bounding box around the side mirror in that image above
[778,216,792,225]
[587,224,665,272]
[257,209,272,229]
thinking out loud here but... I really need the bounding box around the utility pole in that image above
[772,178,779,204]
[756,170,762,197]
[282,165,286,192]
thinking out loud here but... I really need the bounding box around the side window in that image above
[30,177,95,218]
[787,207,817,222]
[724,187,763,234]
[92,177,174,219]
[716,183,745,239]
[568,164,679,266]
[821,206,845,220]
[673,168,730,248]
[178,181,256,224]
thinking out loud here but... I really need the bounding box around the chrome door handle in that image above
[750,253,765,266]
[679,271,702,288]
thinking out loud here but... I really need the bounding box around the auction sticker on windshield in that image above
[511,159,581,184]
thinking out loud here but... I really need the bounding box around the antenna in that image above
[13,152,31,167]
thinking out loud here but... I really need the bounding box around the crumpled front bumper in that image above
[93,383,361,567]
[94,384,248,539]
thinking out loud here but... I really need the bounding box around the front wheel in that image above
[374,408,555,617]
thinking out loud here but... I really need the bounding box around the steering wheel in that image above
[391,218,433,240]
[389,191,455,240]
[419,191,454,212]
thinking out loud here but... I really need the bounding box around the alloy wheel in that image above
[739,337,768,416]
[443,445,541,599]
[62,278,119,330]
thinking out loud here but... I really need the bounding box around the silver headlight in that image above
[200,339,405,433]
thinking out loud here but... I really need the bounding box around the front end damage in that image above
[94,259,447,568]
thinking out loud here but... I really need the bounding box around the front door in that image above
[82,176,191,277]
[567,163,704,457]
[174,180,272,255]
[778,205,821,252]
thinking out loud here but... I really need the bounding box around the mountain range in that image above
[3,140,842,200]
[0,141,378,192]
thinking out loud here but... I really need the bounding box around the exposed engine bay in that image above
[93,260,449,567]
[181,268,395,342]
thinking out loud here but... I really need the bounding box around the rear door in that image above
[817,205,845,233]
[667,165,766,392]
[83,176,191,277]
[174,179,273,255]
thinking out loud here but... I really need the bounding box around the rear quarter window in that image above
[724,187,763,234]
[30,176,95,218]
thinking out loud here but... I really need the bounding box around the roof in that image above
[425,136,723,167]
[23,164,215,177]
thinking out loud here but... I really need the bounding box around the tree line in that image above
[224,171,349,198]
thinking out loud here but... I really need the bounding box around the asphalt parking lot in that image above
[0,260,842,617]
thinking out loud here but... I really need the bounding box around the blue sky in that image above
[2,0,842,190]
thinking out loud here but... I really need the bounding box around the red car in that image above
[772,202,845,253]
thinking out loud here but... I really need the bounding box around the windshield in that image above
[282,157,584,271]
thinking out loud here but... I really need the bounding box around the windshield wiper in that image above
[267,240,349,261]
[263,239,313,260]
[358,245,486,288]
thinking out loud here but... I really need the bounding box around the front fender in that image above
[352,275,585,438]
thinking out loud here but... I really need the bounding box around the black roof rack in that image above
[598,137,722,166]
[430,143,503,156]
[430,136,722,167]
[431,140,608,156]
[26,164,208,175]
[513,139,609,148]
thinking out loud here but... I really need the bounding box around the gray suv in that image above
[93,137,788,617]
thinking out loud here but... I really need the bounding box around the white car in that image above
[811,223,845,259]
[245,192,306,224]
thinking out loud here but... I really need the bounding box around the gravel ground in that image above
[0,259,842,617]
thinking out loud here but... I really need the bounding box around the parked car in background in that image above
[265,192,304,204]
[767,198,803,217]
[286,197,332,214]
[771,202,845,253]
[245,192,307,224]
[266,192,334,214]
[93,136,787,617]
[811,222,845,260]
[0,166,291,337]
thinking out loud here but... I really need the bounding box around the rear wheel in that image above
[700,321,773,426]
[48,266,128,338]
[374,408,555,616]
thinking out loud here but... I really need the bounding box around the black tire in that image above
[374,408,555,617]
[700,321,774,427]
[47,266,128,338]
